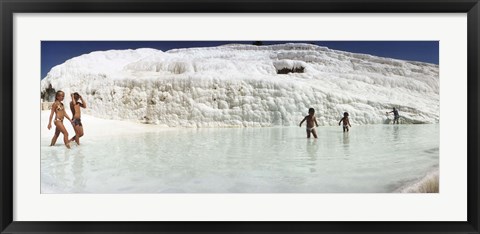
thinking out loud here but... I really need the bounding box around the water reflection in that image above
[342,132,350,157]
[305,139,318,173]
[393,125,400,142]
[306,139,318,158]
[51,147,69,190]
[71,147,86,192]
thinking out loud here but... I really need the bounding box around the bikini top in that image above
[55,102,64,111]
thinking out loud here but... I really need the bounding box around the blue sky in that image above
[41,41,439,79]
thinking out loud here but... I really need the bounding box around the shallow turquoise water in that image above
[41,124,439,193]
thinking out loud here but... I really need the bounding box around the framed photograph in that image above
[1,0,479,233]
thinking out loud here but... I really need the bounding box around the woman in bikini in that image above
[48,90,72,148]
[69,92,87,145]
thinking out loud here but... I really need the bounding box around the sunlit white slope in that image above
[41,43,439,127]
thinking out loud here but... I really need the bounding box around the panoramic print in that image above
[40,41,439,193]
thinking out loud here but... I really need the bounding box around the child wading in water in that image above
[70,92,87,145]
[299,108,319,138]
[338,112,352,132]
[47,90,72,148]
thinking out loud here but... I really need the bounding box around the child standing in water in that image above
[70,92,87,145]
[47,90,72,148]
[299,108,319,138]
[338,112,352,132]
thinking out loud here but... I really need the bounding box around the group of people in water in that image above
[299,108,352,139]
[299,107,400,138]
[47,90,87,148]
[47,89,400,145]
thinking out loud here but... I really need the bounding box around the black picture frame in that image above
[1,0,479,233]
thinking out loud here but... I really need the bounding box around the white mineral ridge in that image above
[41,43,439,127]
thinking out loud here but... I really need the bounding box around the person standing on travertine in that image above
[48,90,72,149]
[70,92,87,145]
